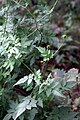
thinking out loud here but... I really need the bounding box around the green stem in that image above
[22,61,33,73]
[19,59,34,73]
[11,0,43,40]
[37,0,59,22]
[53,44,64,57]
[27,28,37,38]
[11,0,34,19]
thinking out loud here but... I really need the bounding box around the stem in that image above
[27,28,37,38]
[42,61,48,77]
[37,0,59,22]
[22,61,34,73]
[11,0,34,19]
[53,44,64,57]
[11,0,43,41]
[11,0,58,41]
[18,59,34,73]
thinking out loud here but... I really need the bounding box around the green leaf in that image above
[28,108,38,120]
[29,98,37,108]
[46,89,52,97]
[53,90,65,98]
[19,114,24,120]
[3,114,12,120]
[37,98,43,108]
[27,74,33,85]
[12,97,30,120]
[12,96,37,120]
[14,76,28,86]
[36,47,53,61]
[36,47,45,53]
[66,68,78,81]
[66,81,77,89]
[13,107,26,120]
[34,70,41,85]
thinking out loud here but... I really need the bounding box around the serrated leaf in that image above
[14,76,28,86]
[12,97,30,120]
[12,96,37,120]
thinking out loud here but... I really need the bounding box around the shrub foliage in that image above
[0,0,80,120]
